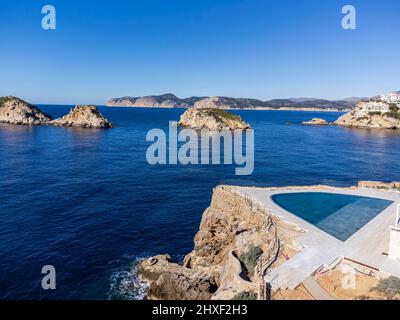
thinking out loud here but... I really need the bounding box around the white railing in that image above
[396,203,400,229]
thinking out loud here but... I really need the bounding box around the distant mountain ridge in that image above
[107,93,205,108]
[107,93,362,111]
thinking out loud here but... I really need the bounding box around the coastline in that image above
[106,104,347,112]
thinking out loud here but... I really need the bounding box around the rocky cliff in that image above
[335,101,400,129]
[178,108,251,131]
[0,96,53,125]
[137,186,302,300]
[51,105,112,128]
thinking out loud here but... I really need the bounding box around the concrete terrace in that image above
[232,185,400,290]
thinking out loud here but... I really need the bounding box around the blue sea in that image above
[1,106,400,300]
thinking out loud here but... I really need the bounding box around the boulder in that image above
[178,108,251,131]
[302,118,328,126]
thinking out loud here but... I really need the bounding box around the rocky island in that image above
[335,100,400,129]
[51,105,112,128]
[0,96,112,129]
[302,118,329,126]
[178,108,251,131]
[0,96,53,125]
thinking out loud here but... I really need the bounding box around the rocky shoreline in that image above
[137,185,302,300]
[0,97,112,128]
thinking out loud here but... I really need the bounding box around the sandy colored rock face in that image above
[302,118,328,126]
[137,255,218,300]
[178,108,251,131]
[137,186,302,300]
[0,97,53,125]
[51,105,112,128]
[335,112,400,129]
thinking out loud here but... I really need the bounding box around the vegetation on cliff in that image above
[372,276,400,299]
[387,104,400,120]
[231,291,258,300]
[239,246,263,277]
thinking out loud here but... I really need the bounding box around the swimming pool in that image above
[271,192,393,241]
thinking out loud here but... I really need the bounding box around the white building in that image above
[356,101,391,113]
[381,92,400,104]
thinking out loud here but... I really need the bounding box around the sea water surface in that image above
[1,106,400,299]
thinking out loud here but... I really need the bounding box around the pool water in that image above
[271,192,393,241]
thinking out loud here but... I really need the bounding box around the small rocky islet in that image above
[178,107,251,131]
[0,96,112,128]
[50,105,112,128]
[302,118,329,126]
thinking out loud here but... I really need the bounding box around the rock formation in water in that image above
[137,186,302,300]
[51,105,112,128]
[335,101,400,129]
[0,96,53,125]
[302,118,329,126]
[178,108,251,131]
[0,97,112,129]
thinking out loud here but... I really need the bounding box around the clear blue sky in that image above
[0,0,399,104]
